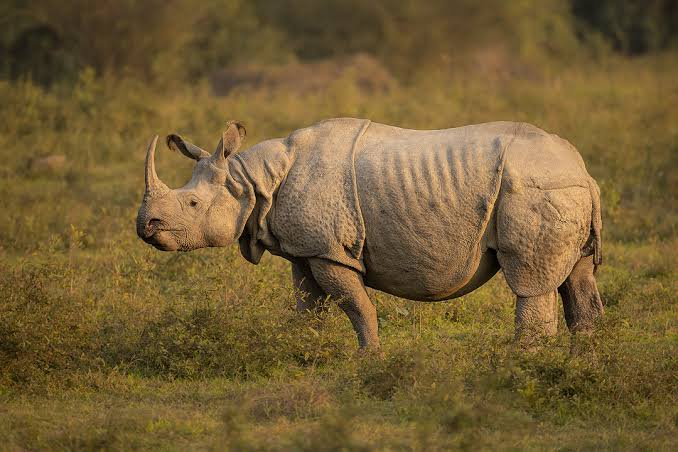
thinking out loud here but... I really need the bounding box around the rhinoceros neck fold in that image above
[229,139,293,264]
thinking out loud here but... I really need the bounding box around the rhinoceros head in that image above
[136,121,249,251]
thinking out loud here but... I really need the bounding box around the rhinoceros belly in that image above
[354,121,515,301]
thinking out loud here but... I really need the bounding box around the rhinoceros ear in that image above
[212,121,246,166]
[166,134,211,160]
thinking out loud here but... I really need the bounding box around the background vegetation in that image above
[0,1,676,450]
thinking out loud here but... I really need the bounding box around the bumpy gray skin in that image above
[137,118,603,349]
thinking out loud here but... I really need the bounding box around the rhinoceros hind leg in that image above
[515,291,559,344]
[292,259,327,312]
[558,255,604,333]
[497,186,591,298]
[308,258,380,349]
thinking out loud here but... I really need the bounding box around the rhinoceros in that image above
[136,118,603,349]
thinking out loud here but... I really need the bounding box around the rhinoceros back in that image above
[354,121,519,300]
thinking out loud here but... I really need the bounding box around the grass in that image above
[0,54,677,450]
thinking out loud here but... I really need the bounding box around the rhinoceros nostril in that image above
[137,215,158,241]
[147,218,163,233]
[138,218,161,239]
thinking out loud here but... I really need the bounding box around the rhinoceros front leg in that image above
[308,258,380,349]
[292,259,327,312]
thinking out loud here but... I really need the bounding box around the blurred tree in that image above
[253,0,386,60]
[27,0,199,81]
[572,0,678,54]
[182,0,292,79]
[1,0,675,85]
[3,0,288,85]
[8,25,78,86]
[253,0,513,77]
[0,0,37,79]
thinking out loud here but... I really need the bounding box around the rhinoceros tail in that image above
[588,177,603,270]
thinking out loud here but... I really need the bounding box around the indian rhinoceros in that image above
[136,118,603,349]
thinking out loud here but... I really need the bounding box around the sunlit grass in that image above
[0,55,676,449]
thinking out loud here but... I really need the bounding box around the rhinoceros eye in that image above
[189,199,198,208]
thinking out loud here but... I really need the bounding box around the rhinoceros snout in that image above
[136,216,161,242]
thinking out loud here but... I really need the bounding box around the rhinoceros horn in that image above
[144,135,170,198]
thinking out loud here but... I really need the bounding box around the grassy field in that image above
[0,55,677,450]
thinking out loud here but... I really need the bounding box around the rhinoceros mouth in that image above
[141,231,179,251]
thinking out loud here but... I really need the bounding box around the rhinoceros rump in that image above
[137,119,603,349]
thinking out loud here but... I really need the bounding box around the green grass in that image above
[0,55,677,450]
